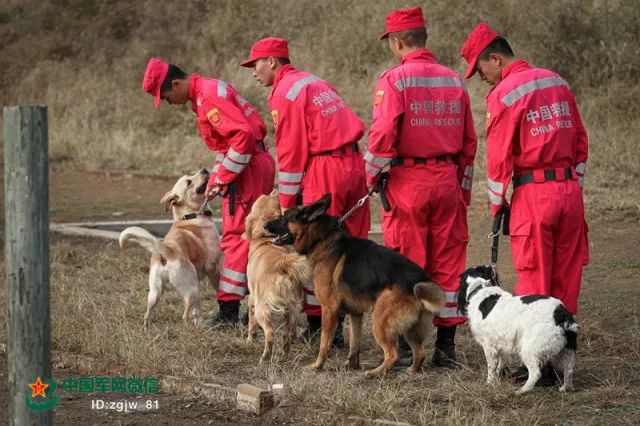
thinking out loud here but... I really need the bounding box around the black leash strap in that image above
[228,182,236,216]
[489,206,510,265]
[376,172,391,212]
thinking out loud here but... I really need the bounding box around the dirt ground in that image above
[1,168,639,425]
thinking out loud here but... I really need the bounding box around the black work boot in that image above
[432,326,458,368]
[536,363,561,387]
[204,300,240,329]
[333,315,346,349]
[303,315,322,342]
[392,336,414,369]
[304,314,346,349]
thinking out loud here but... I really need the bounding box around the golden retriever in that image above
[242,191,311,363]
[119,168,222,329]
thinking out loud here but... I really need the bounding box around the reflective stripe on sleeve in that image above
[463,165,474,178]
[226,147,251,164]
[221,157,246,174]
[576,162,586,175]
[487,178,504,194]
[488,189,504,206]
[278,184,301,195]
[279,171,304,183]
[364,151,392,168]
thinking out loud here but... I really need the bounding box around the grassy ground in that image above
[1,169,639,424]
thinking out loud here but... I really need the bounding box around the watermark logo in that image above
[25,377,61,412]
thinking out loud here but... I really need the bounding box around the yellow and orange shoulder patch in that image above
[271,110,279,127]
[374,90,385,107]
[207,108,222,126]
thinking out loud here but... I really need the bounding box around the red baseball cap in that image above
[142,58,169,109]
[460,23,499,79]
[379,7,426,40]
[240,37,289,68]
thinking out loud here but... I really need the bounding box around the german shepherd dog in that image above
[265,194,446,375]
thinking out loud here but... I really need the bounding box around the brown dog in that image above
[265,194,446,375]
[242,191,311,363]
[119,168,222,329]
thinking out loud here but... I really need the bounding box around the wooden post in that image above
[3,106,52,425]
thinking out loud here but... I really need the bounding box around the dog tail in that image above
[554,304,579,351]
[119,226,163,255]
[265,254,310,318]
[413,281,447,313]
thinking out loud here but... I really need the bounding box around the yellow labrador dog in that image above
[242,191,311,363]
[120,168,222,329]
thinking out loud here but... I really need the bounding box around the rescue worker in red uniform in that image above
[142,58,275,327]
[241,38,370,344]
[461,23,589,384]
[366,7,477,368]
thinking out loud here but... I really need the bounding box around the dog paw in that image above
[406,366,422,374]
[559,385,573,392]
[341,359,360,371]
[304,362,323,371]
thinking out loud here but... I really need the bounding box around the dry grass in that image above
[1,231,639,424]
[1,0,639,218]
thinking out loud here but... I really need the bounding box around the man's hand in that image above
[205,178,225,201]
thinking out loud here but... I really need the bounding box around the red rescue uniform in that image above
[269,64,370,316]
[484,59,589,314]
[188,74,276,302]
[365,49,477,327]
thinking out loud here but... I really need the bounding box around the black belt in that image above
[390,154,451,167]
[256,140,267,151]
[512,167,574,188]
[312,143,359,157]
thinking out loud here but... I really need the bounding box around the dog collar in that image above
[182,210,213,220]
[466,282,485,302]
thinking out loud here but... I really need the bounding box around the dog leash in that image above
[487,206,510,278]
[338,187,375,225]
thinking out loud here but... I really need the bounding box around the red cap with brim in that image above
[240,37,289,67]
[460,23,499,79]
[142,58,169,109]
[379,7,426,40]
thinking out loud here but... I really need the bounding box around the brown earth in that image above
[1,168,639,425]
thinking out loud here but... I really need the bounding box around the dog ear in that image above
[457,272,469,316]
[305,193,331,221]
[160,191,179,212]
[242,214,255,240]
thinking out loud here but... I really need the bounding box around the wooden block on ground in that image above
[236,383,274,415]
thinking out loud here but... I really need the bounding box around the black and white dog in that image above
[458,265,577,394]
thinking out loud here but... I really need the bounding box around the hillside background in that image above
[1,0,638,218]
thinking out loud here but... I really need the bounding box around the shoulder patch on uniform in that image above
[270,110,278,127]
[207,108,222,126]
[374,90,385,106]
[485,112,491,129]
